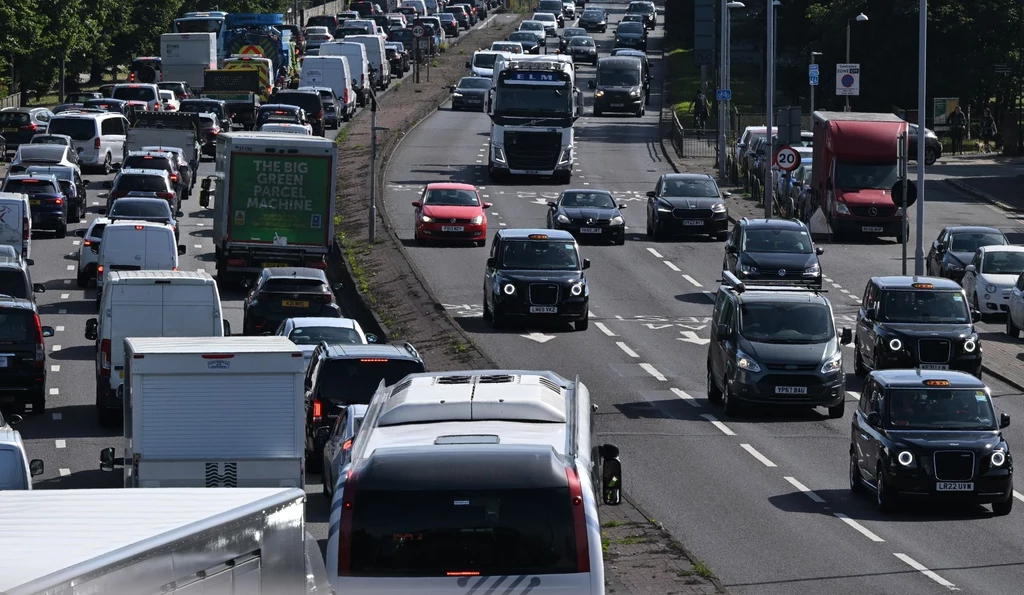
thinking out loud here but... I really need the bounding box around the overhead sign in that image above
[836,63,860,96]
[716,89,732,101]
[412,25,425,38]
[774,145,800,171]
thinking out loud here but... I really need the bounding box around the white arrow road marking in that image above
[677,324,707,331]
[520,332,556,343]
[893,554,959,591]
[530,197,549,206]
[677,331,711,345]
[645,323,675,330]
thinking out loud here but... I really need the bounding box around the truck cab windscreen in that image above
[319,359,425,404]
[835,163,898,190]
[495,86,571,116]
[598,68,638,86]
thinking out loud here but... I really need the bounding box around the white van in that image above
[95,220,185,307]
[320,42,371,106]
[344,35,391,91]
[85,270,228,426]
[400,0,427,16]
[47,112,130,175]
[424,0,439,14]
[0,192,31,262]
[299,56,357,120]
[469,50,511,78]
[326,371,624,594]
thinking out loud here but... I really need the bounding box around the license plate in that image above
[579,227,602,234]
[282,300,309,307]
[682,220,703,226]
[920,364,949,370]
[861,226,884,233]
[2,128,16,133]
[936,481,974,492]
[522,170,543,175]
[610,103,624,107]
[775,386,808,395]
[29,199,40,206]
[0,355,7,368]
[441,225,464,232]
[530,306,557,314]
[263,262,287,268]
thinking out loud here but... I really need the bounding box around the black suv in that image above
[707,272,852,417]
[270,90,326,136]
[241,267,342,335]
[645,173,730,241]
[304,342,425,469]
[0,294,55,414]
[483,229,591,331]
[179,98,233,131]
[0,256,46,303]
[850,369,1013,514]
[854,276,982,377]
[625,0,657,29]
[724,218,824,289]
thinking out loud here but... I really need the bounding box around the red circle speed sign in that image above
[774,145,800,172]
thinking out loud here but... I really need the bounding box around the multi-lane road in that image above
[381,2,1024,593]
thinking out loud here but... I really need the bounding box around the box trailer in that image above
[161,33,218,90]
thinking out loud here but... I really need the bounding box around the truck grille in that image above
[918,339,951,364]
[850,206,897,218]
[505,130,561,170]
[529,283,559,305]
[933,451,974,481]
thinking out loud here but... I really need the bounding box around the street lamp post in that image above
[914,0,926,273]
[772,0,780,105]
[810,51,822,116]
[764,0,775,218]
[718,1,745,179]
[845,13,868,111]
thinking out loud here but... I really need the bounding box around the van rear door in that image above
[0,197,28,260]
[144,228,177,271]
[109,283,164,384]
[161,282,223,337]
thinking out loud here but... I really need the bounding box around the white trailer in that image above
[0,487,332,595]
[161,33,218,90]
[101,336,307,489]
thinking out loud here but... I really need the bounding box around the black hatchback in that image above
[546,189,626,245]
[269,90,325,136]
[242,267,342,335]
[0,294,55,415]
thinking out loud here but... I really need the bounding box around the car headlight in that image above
[736,350,761,373]
[820,351,842,374]
[556,213,570,224]
[739,263,759,274]
[610,215,624,225]
[502,282,516,295]
[470,215,483,224]
[986,284,998,294]
[452,92,463,97]
[897,450,914,467]
[629,89,640,97]
[835,202,851,215]
[421,215,434,223]
[963,338,977,353]
[888,337,903,351]
[991,450,1007,467]
[711,202,727,213]
[656,201,672,212]
[570,282,584,296]
[595,90,604,97]
[804,262,821,275]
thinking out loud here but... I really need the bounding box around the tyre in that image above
[875,464,896,512]
[716,231,728,242]
[974,295,988,323]
[849,451,865,494]
[1007,313,1021,339]
[924,146,938,166]
[482,293,492,321]
[614,235,625,246]
[31,389,45,415]
[722,381,740,416]
[55,222,67,239]
[635,105,644,117]
[992,496,1014,516]
[475,239,486,247]
[576,311,589,331]
[96,391,118,427]
[492,304,506,329]
[828,399,845,419]
[706,365,722,403]
[76,268,89,288]
[594,108,602,117]
[102,153,112,175]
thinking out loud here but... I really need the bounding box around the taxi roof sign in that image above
[912,282,934,289]
[923,379,950,387]
[527,234,549,240]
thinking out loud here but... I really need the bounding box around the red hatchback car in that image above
[412,182,491,246]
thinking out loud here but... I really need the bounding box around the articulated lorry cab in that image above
[810,111,908,241]
[487,54,583,184]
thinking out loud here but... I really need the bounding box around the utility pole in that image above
[764,0,775,219]
[810,51,821,116]
[914,0,927,274]
[368,92,378,244]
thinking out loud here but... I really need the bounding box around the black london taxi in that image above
[854,276,982,377]
[483,229,590,331]
[707,272,852,417]
[850,370,1013,515]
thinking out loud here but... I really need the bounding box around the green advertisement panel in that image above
[228,153,331,246]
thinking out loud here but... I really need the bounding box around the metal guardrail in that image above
[669,111,718,159]
[0,94,20,109]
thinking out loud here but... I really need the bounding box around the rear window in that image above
[473,54,498,68]
[112,87,157,102]
[131,59,162,71]
[180,101,222,114]
[272,93,321,114]
[2,180,59,195]
[0,448,28,490]
[318,358,425,403]
[0,273,29,300]
[123,156,175,173]
[288,326,362,345]
[110,199,171,218]
[263,277,327,293]
[89,223,107,239]
[115,175,169,193]
[350,487,578,576]
[0,112,30,126]
[539,0,563,11]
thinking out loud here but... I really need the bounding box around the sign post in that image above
[412,25,425,84]
[836,63,860,109]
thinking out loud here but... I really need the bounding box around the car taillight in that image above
[157,191,175,200]
[566,467,591,572]
[19,123,38,132]
[83,239,92,246]
[100,339,111,377]
[336,469,358,576]
[54,198,63,205]
[96,264,104,279]
[306,260,328,270]
[33,314,45,367]
[318,293,334,303]
[343,89,349,103]
[169,174,179,182]
[154,103,161,110]
[94,137,101,149]
[23,218,29,241]
[312,398,323,422]
[130,72,136,82]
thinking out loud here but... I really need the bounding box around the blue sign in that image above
[716,89,732,101]
[808,64,819,74]
[507,72,560,82]
[810,74,819,86]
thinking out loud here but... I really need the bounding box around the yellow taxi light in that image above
[912,283,934,289]
[528,234,549,240]
[924,379,950,387]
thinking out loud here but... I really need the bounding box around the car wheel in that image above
[475,239,486,247]
[924,147,938,166]
[875,464,896,513]
[615,235,625,246]
[76,268,89,288]
[482,293,493,321]
[974,295,988,323]
[1007,313,1021,339]
[96,392,118,427]
[853,338,868,376]
[102,153,112,175]
[306,449,323,474]
[706,364,722,403]
[992,495,1014,516]
[55,222,67,239]
[849,451,865,494]
[722,380,740,416]
[828,399,845,419]
[575,310,589,331]
[635,105,644,117]
[31,388,45,415]
[492,303,506,329]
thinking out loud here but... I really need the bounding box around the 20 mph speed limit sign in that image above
[774,145,801,171]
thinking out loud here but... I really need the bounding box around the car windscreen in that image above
[661,178,719,197]
[113,87,157,102]
[740,302,833,343]
[949,232,1006,252]
[618,22,644,33]
[983,251,1024,275]
[116,176,168,193]
[46,118,96,141]
[880,290,970,324]
[318,358,425,403]
[0,448,28,490]
[0,273,29,300]
[424,189,479,206]
[2,180,59,195]
[123,156,174,173]
[272,93,321,114]
[457,78,491,90]
[741,228,813,254]
[501,240,580,270]
[473,54,499,68]
[559,191,615,208]
[175,19,222,33]
[887,388,997,431]
[835,162,899,190]
[508,33,536,43]
[598,65,637,86]
[288,326,362,345]
[110,199,171,218]
[350,487,578,576]
[180,101,222,115]
[569,38,594,47]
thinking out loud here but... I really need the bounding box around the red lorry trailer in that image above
[811,111,908,241]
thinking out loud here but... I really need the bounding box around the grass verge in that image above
[334,214,404,339]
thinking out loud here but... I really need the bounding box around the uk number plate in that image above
[861,226,884,233]
[610,103,624,107]
[522,170,543,175]
[263,262,287,268]
[0,355,7,368]
[530,306,558,314]
[579,227,601,234]
[683,220,703,226]
[282,300,309,308]
[936,482,973,491]
[29,199,40,206]
[920,364,949,370]
[775,386,808,395]
[441,225,464,232]
[2,128,16,133]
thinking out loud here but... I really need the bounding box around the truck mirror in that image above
[866,411,881,427]
[841,327,853,345]
[41,326,55,338]
[29,459,44,477]
[486,256,495,268]
[7,414,23,426]
[100,447,116,471]
[223,320,231,336]
[315,426,332,441]
[864,307,876,321]
[32,283,46,293]
[201,178,212,194]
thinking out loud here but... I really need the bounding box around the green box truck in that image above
[210,131,337,284]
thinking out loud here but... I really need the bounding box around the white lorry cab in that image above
[326,370,623,594]
[0,192,31,262]
[95,220,185,306]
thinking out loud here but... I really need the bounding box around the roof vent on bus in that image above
[476,374,515,384]
[436,375,473,385]
[390,378,413,396]
[434,434,500,445]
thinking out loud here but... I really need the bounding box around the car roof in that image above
[126,151,174,159]
[561,188,611,195]
[739,217,808,230]
[261,104,301,110]
[118,168,170,177]
[0,294,35,311]
[497,228,575,241]
[322,342,421,360]
[425,182,477,191]
[263,266,327,280]
[872,275,963,290]
[978,245,1024,254]
[661,172,714,181]
[289,317,360,329]
[871,369,986,389]
[944,226,1003,235]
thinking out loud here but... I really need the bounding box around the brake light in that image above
[342,438,353,451]
[97,265,104,279]
[359,358,389,362]
[317,110,324,120]
[169,174,179,182]
[100,339,111,376]
[306,260,328,270]
[134,225,145,230]
[130,72,136,82]
[84,239,92,246]
[95,137,101,149]
[33,314,45,367]
[343,89,348,103]
[337,469,358,575]
[566,467,591,572]
[19,123,38,132]
[157,192,175,200]
[318,293,334,303]
[23,218,29,242]
[202,354,234,359]
[54,198,63,205]
[312,398,323,422]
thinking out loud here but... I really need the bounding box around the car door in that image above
[710,293,736,386]
[927,228,946,275]
[963,250,982,301]
[857,281,879,366]
[708,289,729,381]
[485,233,502,311]
[856,380,884,483]
[646,176,663,225]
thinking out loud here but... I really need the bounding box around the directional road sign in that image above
[808,64,819,74]
[412,25,426,38]
[810,74,819,86]
[716,89,732,101]
[774,145,801,171]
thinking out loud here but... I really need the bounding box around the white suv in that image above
[46,112,129,174]
[111,83,162,112]
[77,216,110,287]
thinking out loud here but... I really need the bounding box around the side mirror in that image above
[936,243,946,253]
[618,204,627,209]
[331,282,342,292]
[546,201,557,208]
[965,264,976,273]
[100,447,116,471]
[222,320,231,336]
[201,178,212,191]
[646,190,656,198]
[866,411,881,427]
[722,191,731,198]
[582,258,591,270]
[85,318,98,340]
[25,258,33,265]
[29,459,44,477]
[177,245,186,255]
[482,202,493,209]
[366,333,378,343]
[486,256,495,268]
[840,327,853,345]
[815,246,825,255]
[32,283,45,293]
[971,309,982,323]
[8,413,24,426]
[411,201,421,207]
[725,244,737,254]
[864,307,876,321]
[101,181,112,189]
[315,426,332,441]
[465,61,471,68]
[600,443,621,506]
[82,179,91,188]
[1000,412,1011,429]
[76,147,84,154]
[41,326,54,338]
[588,80,595,89]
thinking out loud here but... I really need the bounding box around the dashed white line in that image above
[499,222,507,226]
[784,476,826,503]
[830,283,842,288]
[824,277,833,282]
[55,440,66,449]
[616,342,639,358]
[63,279,71,284]
[72,240,80,246]
[55,326,64,332]
[51,345,61,352]
[701,290,716,302]
[59,468,71,477]
[639,363,667,381]
[663,261,680,272]
[646,247,663,258]
[682,274,703,287]
[1014,490,1024,503]
[66,265,74,270]
[670,388,701,407]
[194,244,202,249]
[741,443,777,467]
[51,413,62,421]
[196,222,204,227]
[50,365,60,372]
[700,413,737,436]
[840,288,850,294]
[893,554,959,590]
[834,513,885,542]
[60,293,70,299]
[848,391,861,401]
[595,322,616,336]
[49,388,59,395]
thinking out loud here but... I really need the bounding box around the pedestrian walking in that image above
[693,90,709,133]
[980,108,998,154]
[948,106,967,155]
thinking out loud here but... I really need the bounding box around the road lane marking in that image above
[616,342,639,357]
[63,279,71,284]
[670,388,701,407]
[639,363,667,381]
[50,365,59,372]
[741,443,777,467]
[196,268,205,273]
[194,244,202,249]
[196,222,204,226]
[784,476,826,503]
[663,261,680,271]
[49,388,59,395]
[59,468,71,477]
[893,554,959,590]
[66,265,74,270]
[834,513,885,542]
[824,277,833,282]
[848,391,861,401]
[51,345,61,351]
[701,290,716,301]
[1013,490,1024,502]
[831,283,842,288]
[55,326,64,332]
[595,322,616,336]
[58,309,66,314]
[646,247,663,258]
[682,274,702,287]
[700,414,737,436]
[840,288,850,293]
[499,222,507,226]
[72,240,81,246]
[60,293,69,299]
[52,413,62,421]
[55,440,66,449]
